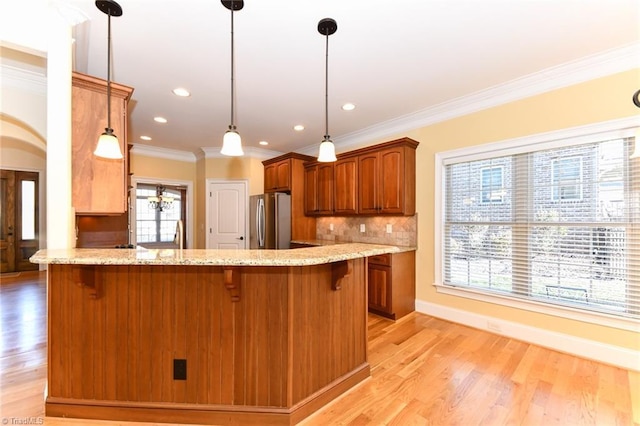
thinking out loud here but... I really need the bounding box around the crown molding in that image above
[0,64,47,95]
[130,144,197,162]
[298,42,640,155]
[199,146,285,160]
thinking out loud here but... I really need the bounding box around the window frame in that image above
[551,155,583,201]
[434,118,640,332]
[480,165,505,203]
[135,185,183,244]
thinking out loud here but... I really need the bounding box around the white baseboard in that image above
[416,299,640,372]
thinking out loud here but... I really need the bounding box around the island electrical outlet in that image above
[173,359,187,380]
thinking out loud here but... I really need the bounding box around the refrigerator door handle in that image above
[257,199,265,248]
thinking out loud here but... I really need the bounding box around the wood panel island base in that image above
[31,244,411,425]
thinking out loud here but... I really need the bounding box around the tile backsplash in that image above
[316,215,417,247]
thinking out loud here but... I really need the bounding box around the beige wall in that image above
[0,137,46,170]
[199,156,264,195]
[131,154,265,248]
[0,53,48,252]
[131,153,265,249]
[362,69,639,352]
[186,155,264,248]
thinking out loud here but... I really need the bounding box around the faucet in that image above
[174,220,184,250]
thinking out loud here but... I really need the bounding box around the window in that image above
[136,184,183,244]
[21,180,36,240]
[552,156,582,200]
[437,125,640,322]
[481,166,505,203]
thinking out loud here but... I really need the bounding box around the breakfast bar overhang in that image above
[30,244,408,425]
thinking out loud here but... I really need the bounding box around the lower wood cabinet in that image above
[368,250,415,320]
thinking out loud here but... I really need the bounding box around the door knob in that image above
[237,236,244,240]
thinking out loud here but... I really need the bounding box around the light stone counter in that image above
[30,243,415,267]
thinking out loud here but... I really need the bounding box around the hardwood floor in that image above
[1,271,638,425]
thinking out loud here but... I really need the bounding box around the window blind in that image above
[443,136,640,319]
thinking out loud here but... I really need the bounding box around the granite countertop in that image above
[30,243,416,267]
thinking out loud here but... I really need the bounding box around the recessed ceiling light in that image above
[172,87,191,97]
[293,125,305,131]
[154,116,168,124]
[259,141,269,146]
[342,103,356,111]
[140,135,152,141]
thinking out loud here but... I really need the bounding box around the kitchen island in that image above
[30,244,409,425]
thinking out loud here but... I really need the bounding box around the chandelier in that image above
[148,185,174,211]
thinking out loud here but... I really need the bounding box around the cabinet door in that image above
[304,166,318,215]
[264,164,278,192]
[72,80,128,214]
[379,147,404,214]
[358,152,379,214]
[275,160,291,191]
[334,157,357,214]
[368,264,392,314]
[317,163,334,214]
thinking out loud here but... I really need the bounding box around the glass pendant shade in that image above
[318,139,337,162]
[221,129,244,156]
[94,130,123,159]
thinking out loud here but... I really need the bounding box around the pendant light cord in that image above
[106,9,112,132]
[230,6,235,130]
[324,32,329,140]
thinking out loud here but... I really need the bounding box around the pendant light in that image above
[220,0,244,156]
[631,90,640,159]
[94,0,124,159]
[317,18,338,163]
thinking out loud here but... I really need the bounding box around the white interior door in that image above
[207,181,247,249]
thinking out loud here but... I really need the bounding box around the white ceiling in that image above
[23,1,640,156]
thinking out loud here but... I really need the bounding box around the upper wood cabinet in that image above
[358,142,417,215]
[304,137,418,216]
[72,72,133,214]
[263,153,317,240]
[304,163,334,215]
[264,158,291,192]
[334,156,358,215]
[357,152,379,215]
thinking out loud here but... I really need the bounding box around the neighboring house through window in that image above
[481,166,505,203]
[436,123,639,326]
[552,156,582,201]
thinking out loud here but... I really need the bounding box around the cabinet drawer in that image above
[368,253,391,266]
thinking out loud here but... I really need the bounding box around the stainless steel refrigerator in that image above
[249,193,291,249]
